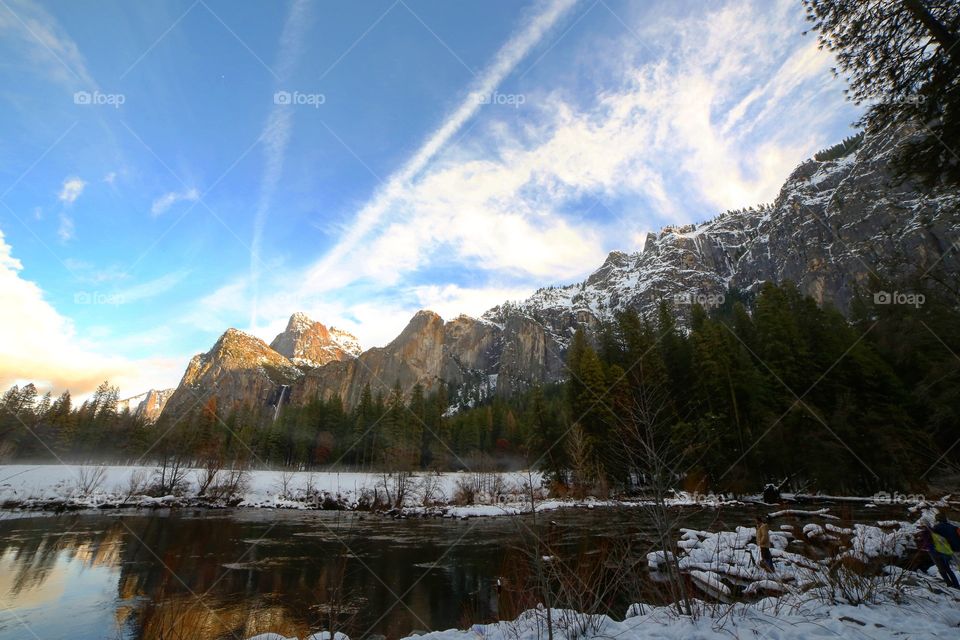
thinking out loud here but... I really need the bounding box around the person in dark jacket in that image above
[933,512,960,555]
[917,525,960,588]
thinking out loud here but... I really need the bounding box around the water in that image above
[0,502,907,640]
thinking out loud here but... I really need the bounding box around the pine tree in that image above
[803,0,960,183]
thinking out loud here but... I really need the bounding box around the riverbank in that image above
[249,585,960,640]
[0,464,741,515]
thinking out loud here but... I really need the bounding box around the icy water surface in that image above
[0,502,907,639]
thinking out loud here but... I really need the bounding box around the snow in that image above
[768,507,839,519]
[690,569,732,597]
[0,465,550,512]
[244,584,960,640]
[0,466,749,517]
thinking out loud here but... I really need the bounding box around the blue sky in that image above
[0,0,861,398]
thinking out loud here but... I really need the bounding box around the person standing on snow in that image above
[755,515,774,571]
[933,511,960,561]
[917,525,960,588]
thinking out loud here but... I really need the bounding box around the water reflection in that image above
[0,503,907,640]
[0,511,518,639]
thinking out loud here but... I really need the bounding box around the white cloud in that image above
[411,284,535,321]
[302,0,580,292]
[295,0,846,311]
[150,187,199,216]
[103,171,117,185]
[113,270,190,304]
[0,226,183,399]
[58,176,85,204]
[57,213,74,242]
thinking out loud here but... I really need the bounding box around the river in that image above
[0,502,908,640]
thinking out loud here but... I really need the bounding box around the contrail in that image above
[304,0,580,290]
[249,0,311,329]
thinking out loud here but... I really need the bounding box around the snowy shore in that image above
[248,586,960,640]
[0,464,739,516]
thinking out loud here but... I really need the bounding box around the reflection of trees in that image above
[0,515,126,599]
[0,513,508,640]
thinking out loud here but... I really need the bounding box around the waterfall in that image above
[273,385,289,422]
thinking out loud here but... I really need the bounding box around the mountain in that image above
[161,328,301,420]
[288,308,570,410]
[485,127,959,348]
[269,312,362,367]
[159,126,959,422]
[117,388,174,423]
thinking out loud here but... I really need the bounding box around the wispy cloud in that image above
[150,187,199,216]
[248,0,312,330]
[57,213,74,242]
[0,0,98,89]
[303,0,580,292]
[114,270,190,303]
[58,176,85,203]
[300,0,849,297]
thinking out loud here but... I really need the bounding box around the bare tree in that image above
[613,364,699,617]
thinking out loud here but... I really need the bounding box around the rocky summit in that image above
[269,312,362,368]
[117,388,175,423]
[162,327,302,420]
[158,126,960,423]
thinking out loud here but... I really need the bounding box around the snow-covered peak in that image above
[329,326,362,357]
[270,312,363,367]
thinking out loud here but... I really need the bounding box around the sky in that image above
[0,0,862,400]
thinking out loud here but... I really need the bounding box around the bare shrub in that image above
[74,465,107,496]
[119,468,150,502]
[205,463,250,502]
[453,476,476,505]
[149,455,190,496]
[195,457,225,498]
[417,472,446,506]
[377,470,414,508]
[811,558,908,605]
[276,470,295,500]
[612,361,702,617]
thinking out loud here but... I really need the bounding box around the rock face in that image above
[160,127,959,421]
[117,388,174,423]
[162,328,301,420]
[269,312,361,367]
[288,309,567,410]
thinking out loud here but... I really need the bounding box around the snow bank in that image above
[0,465,544,512]
[245,584,960,640]
[0,466,742,517]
